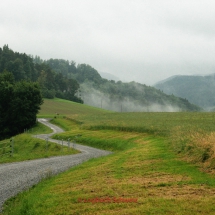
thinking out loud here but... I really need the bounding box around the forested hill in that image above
[0,45,82,103]
[0,45,201,112]
[154,74,215,111]
[43,58,201,112]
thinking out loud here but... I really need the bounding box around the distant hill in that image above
[155,75,181,85]
[154,74,215,110]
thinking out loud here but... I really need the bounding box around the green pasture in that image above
[2,98,215,214]
[69,111,215,134]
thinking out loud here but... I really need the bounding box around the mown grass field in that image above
[2,99,215,214]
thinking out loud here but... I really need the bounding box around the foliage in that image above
[0,45,82,103]
[0,71,43,139]
[44,59,102,84]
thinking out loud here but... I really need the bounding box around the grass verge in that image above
[0,122,79,164]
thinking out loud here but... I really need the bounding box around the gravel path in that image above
[0,119,112,212]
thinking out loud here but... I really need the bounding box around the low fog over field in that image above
[80,82,194,112]
[82,90,181,112]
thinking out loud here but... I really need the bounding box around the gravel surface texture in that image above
[0,119,112,212]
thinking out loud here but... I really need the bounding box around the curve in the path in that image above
[0,119,112,212]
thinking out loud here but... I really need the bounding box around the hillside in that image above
[0,45,202,112]
[38,98,109,117]
[44,59,201,112]
[0,45,82,103]
[154,74,215,110]
[80,80,201,112]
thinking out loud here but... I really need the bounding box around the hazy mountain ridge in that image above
[154,74,215,110]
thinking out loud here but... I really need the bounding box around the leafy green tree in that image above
[0,71,15,137]
[0,72,43,139]
[55,73,66,91]
[76,64,102,84]
[10,81,43,134]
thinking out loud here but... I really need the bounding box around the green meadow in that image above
[2,98,215,214]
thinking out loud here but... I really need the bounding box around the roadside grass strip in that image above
[0,122,79,164]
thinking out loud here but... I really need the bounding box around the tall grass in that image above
[170,127,215,170]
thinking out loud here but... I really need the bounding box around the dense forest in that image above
[0,45,82,103]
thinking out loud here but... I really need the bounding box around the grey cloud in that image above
[1,0,215,85]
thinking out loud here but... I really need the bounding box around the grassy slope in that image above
[38,98,108,118]
[2,99,215,214]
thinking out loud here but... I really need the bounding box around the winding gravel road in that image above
[0,119,112,212]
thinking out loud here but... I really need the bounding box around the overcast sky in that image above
[1,0,215,85]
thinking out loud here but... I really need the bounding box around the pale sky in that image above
[1,0,215,85]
